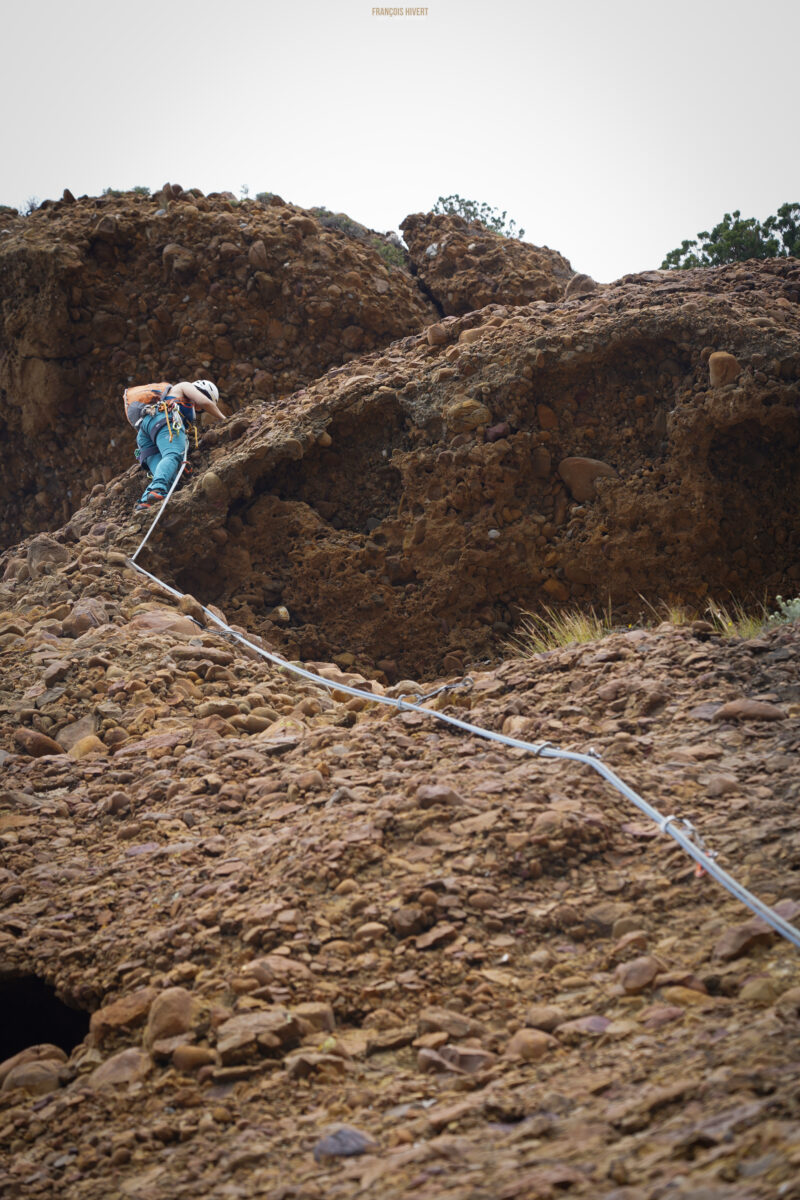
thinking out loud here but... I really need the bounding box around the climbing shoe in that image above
[135,490,166,513]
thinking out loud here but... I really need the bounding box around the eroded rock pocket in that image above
[0,975,90,1091]
[265,396,408,533]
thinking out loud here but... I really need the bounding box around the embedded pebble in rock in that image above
[774,987,800,1018]
[418,1046,457,1074]
[713,919,777,960]
[55,714,98,751]
[418,1009,487,1040]
[90,989,158,1045]
[611,929,649,958]
[286,1050,349,1079]
[27,535,70,579]
[739,977,777,1005]
[415,784,463,809]
[504,1029,558,1061]
[144,988,196,1046]
[522,1005,566,1033]
[200,471,229,506]
[659,985,714,1008]
[554,1016,612,1044]
[438,1044,496,1074]
[585,900,633,936]
[243,955,315,985]
[312,1126,378,1162]
[564,272,598,298]
[0,1059,64,1096]
[558,456,618,502]
[0,1046,67,1087]
[87,1049,151,1090]
[706,772,740,797]
[708,350,741,387]
[172,1045,216,1072]
[615,955,662,994]
[68,734,106,759]
[127,608,202,639]
[292,1002,336,1032]
[415,923,457,950]
[639,1004,686,1030]
[713,698,787,721]
[13,727,64,757]
[443,397,492,433]
[215,1010,301,1064]
[178,593,207,625]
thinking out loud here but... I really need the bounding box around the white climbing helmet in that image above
[193,379,219,403]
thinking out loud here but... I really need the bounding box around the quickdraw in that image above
[149,399,188,444]
[161,398,199,448]
[162,401,178,442]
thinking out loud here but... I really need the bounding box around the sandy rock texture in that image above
[0,184,436,549]
[0,534,799,1199]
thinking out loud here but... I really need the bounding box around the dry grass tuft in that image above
[704,598,767,639]
[509,604,613,655]
[508,591,799,661]
[638,594,768,639]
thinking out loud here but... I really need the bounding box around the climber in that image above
[125,380,225,512]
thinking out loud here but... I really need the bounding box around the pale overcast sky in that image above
[2,0,798,282]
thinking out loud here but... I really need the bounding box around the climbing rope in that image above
[126,488,800,952]
[130,450,188,563]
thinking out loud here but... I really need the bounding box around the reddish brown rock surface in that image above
[0,191,799,1199]
[0,554,796,1200]
[0,524,799,1197]
[0,185,436,549]
[15,253,793,679]
[401,210,575,313]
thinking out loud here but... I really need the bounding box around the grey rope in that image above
[124,494,800,952]
[130,433,188,563]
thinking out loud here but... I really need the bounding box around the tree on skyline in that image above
[433,195,525,240]
[662,203,799,268]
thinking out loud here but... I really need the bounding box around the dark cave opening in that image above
[0,976,91,1062]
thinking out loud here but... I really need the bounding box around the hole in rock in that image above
[0,976,91,1062]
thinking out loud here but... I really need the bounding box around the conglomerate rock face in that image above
[1,195,800,1197]
[0,185,436,549]
[400,211,576,314]
[10,254,795,680]
[0,537,799,1199]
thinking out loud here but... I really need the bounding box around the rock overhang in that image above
[111,263,800,679]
